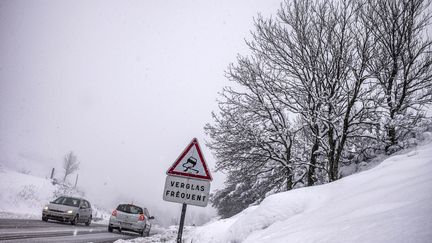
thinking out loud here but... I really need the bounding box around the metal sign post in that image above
[163,138,213,243]
[176,203,187,243]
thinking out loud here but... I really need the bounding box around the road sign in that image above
[164,138,212,243]
[163,175,210,207]
[167,138,212,181]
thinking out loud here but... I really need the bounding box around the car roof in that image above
[58,196,87,201]
[117,204,147,210]
[118,203,143,207]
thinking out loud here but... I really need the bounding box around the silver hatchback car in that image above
[108,204,154,236]
[42,196,92,226]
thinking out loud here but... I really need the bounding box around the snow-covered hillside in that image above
[185,141,432,243]
[2,141,431,243]
[0,167,111,222]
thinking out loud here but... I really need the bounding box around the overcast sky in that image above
[0,0,282,220]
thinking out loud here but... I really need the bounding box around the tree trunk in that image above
[385,125,397,154]
[385,107,397,154]
[307,139,319,186]
[384,55,399,154]
[286,167,293,190]
[327,126,338,182]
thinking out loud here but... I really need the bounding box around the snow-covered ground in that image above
[114,225,193,243]
[2,140,432,243]
[183,140,432,243]
[0,167,111,223]
[0,168,53,219]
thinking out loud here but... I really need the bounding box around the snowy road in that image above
[0,218,137,242]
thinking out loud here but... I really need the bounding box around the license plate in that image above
[120,222,132,226]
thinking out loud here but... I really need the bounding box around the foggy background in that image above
[0,0,281,224]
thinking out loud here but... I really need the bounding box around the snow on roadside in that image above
[0,168,110,223]
[185,141,432,243]
[182,206,257,243]
[0,169,55,219]
[114,225,193,243]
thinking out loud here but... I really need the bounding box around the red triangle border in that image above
[167,138,213,181]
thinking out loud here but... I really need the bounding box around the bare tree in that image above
[206,0,432,217]
[363,0,432,153]
[247,0,376,182]
[63,151,80,182]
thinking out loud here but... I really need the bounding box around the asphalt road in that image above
[0,218,137,242]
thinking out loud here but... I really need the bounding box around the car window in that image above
[144,208,150,217]
[63,197,81,207]
[81,201,88,208]
[52,197,80,207]
[86,200,91,208]
[53,197,65,204]
[116,204,143,214]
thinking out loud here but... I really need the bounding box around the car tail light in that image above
[138,214,145,221]
[112,210,117,217]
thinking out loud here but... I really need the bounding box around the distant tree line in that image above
[206,0,432,218]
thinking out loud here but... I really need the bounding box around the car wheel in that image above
[85,216,92,226]
[108,226,113,233]
[70,215,78,225]
[145,225,151,236]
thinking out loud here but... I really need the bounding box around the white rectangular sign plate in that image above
[163,175,210,207]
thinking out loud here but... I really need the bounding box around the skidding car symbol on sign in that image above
[182,157,199,174]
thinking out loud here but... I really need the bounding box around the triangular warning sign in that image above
[167,138,212,181]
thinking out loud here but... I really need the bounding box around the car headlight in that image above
[43,206,49,211]
[67,210,73,214]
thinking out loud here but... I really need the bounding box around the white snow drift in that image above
[185,141,432,243]
[0,168,57,218]
[0,167,110,222]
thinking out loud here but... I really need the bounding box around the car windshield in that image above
[52,197,81,207]
[116,204,143,214]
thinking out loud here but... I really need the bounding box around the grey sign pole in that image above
[176,203,187,243]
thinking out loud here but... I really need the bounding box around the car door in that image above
[84,200,91,220]
[86,200,93,219]
[144,208,151,231]
[79,200,90,221]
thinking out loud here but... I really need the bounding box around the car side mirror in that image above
[149,216,155,220]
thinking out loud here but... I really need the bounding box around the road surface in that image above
[0,218,137,242]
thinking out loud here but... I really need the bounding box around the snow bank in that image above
[0,169,56,218]
[114,225,192,243]
[0,168,110,222]
[185,205,258,243]
[185,142,432,243]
